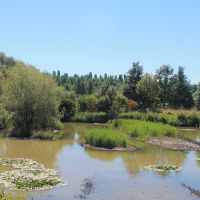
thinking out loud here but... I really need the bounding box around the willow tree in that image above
[2,65,63,137]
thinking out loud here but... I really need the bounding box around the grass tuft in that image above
[85,128,127,149]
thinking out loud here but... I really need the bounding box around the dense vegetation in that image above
[0,53,63,137]
[85,129,127,149]
[112,119,177,140]
[0,52,200,138]
[119,110,200,127]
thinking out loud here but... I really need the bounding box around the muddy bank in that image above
[147,137,200,150]
[82,144,136,152]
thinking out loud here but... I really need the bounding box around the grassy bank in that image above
[112,119,178,140]
[71,112,108,123]
[85,128,127,149]
[119,110,200,127]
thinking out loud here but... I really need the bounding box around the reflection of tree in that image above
[85,145,187,175]
[0,139,69,169]
[195,151,200,167]
[122,149,186,175]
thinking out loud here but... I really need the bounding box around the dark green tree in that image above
[124,62,143,100]
[169,67,194,108]
[156,65,173,107]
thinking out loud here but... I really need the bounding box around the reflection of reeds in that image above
[182,183,200,198]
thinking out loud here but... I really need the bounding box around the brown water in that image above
[1,123,200,200]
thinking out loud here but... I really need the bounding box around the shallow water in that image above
[0,123,200,200]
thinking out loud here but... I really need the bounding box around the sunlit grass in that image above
[112,119,178,140]
[85,128,127,149]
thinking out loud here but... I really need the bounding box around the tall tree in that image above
[2,65,63,137]
[156,65,173,107]
[124,62,143,101]
[136,74,160,109]
[169,67,194,108]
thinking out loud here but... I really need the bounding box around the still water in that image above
[0,123,200,200]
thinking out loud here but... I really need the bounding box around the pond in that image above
[0,123,200,200]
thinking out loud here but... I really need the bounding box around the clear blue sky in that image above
[1,0,200,83]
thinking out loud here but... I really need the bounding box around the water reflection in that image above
[0,123,199,200]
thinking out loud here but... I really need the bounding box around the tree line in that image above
[0,52,200,137]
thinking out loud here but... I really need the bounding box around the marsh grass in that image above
[85,128,127,149]
[119,110,200,127]
[72,112,108,123]
[112,119,178,140]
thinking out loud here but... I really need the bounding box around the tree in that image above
[169,67,194,108]
[2,65,63,137]
[124,62,143,100]
[136,74,160,109]
[156,65,173,107]
[194,82,200,110]
[59,92,76,121]
[78,95,97,112]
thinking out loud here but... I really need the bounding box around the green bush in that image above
[112,119,178,140]
[85,128,127,149]
[0,106,11,130]
[72,112,108,123]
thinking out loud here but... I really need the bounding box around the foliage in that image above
[127,99,138,111]
[2,65,63,137]
[85,128,127,149]
[72,112,108,123]
[59,91,76,121]
[0,106,11,130]
[168,67,194,108]
[124,62,143,100]
[136,74,160,109]
[155,65,173,107]
[78,95,98,112]
[112,119,178,140]
[119,110,200,127]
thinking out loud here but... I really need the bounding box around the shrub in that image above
[78,95,98,112]
[85,128,127,149]
[59,98,76,121]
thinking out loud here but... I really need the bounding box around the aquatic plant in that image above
[144,165,181,172]
[85,129,127,149]
[0,158,66,191]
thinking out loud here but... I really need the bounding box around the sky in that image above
[0,0,200,83]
